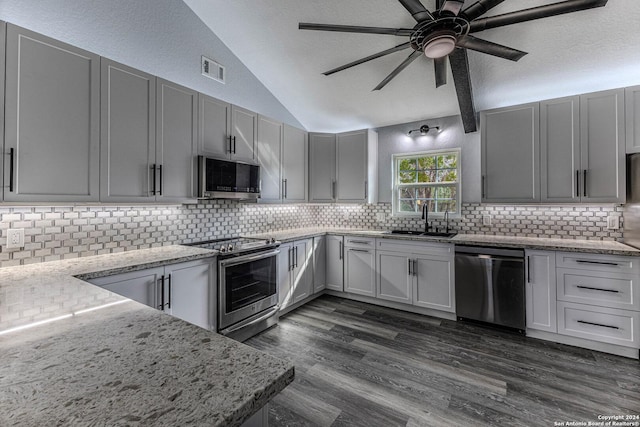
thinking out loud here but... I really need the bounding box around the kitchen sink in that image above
[388,230,457,238]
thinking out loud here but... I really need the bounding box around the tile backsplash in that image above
[0,201,623,268]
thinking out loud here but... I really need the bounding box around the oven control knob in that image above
[271,238,276,243]
[228,244,234,251]
[265,239,271,244]
[220,247,226,253]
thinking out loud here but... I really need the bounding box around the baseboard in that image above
[526,329,640,359]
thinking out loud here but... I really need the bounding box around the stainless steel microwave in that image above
[197,156,260,200]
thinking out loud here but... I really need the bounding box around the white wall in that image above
[0,0,304,129]
[375,115,481,204]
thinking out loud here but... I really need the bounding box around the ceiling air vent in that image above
[201,56,225,84]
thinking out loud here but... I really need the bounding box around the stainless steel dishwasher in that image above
[455,245,526,333]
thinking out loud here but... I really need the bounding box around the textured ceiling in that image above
[184,0,640,133]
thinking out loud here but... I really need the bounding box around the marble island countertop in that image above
[246,227,640,256]
[0,246,294,426]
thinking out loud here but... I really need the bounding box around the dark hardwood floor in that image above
[244,295,640,427]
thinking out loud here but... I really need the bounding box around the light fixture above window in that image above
[407,124,440,136]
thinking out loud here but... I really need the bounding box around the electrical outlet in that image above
[342,211,350,221]
[607,215,620,230]
[266,213,274,224]
[482,215,492,227]
[376,213,386,222]
[6,228,25,249]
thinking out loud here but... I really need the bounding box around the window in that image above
[392,149,461,216]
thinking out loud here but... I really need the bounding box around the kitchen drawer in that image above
[557,268,639,311]
[344,236,376,249]
[555,252,639,275]
[377,239,452,256]
[557,301,639,348]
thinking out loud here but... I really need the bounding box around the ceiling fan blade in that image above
[434,57,447,88]
[299,23,413,37]
[462,0,506,21]
[373,50,423,91]
[457,35,527,61]
[440,0,465,16]
[449,49,477,133]
[397,0,435,22]
[470,0,608,33]
[324,43,412,76]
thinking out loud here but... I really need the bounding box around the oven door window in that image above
[225,255,277,313]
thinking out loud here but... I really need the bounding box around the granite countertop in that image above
[246,227,640,256]
[0,246,294,426]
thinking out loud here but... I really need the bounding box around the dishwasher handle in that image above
[455,245,524,259]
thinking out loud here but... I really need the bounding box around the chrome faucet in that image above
[444,209,450,234]
[422,203,430,233]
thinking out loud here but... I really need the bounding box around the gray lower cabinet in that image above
[4,23,100,202]
[313,236,326,293]
[525,250,557,333]
[278,239,313,311]
[282,124,308,202]
[257,115,283,202]
[481,103,540,203]
[344,237,376,297]
[100,58,156,202]
[309,133,336,202]
[336,130,368,202]
[626,85,640,153]
[376,239,455,313]
[88,258,215,330]
[155,79,198,202]
[325,235,344,291]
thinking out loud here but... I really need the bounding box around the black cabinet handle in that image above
[151,164,157,195]
[575,260,619,266]
[233,136,236,154]
[481,175,485,199]
[575,170,579,198]
[8,148,15,192]
[158,165,163,196]
[158,275,165,310]
[408,258,412,276]
[295,246,298,268]
[576,285,619,293]
[412,259,417,276]
[283,179,287,199]
[577,320,619,330]
[583,169,587,198]
[165,274,171,309]
[527,256,531,283]
[332,180,336,199]
[339,241,343,260]
[288,248,292,271]
[364,180,368,199]
[228,135,233,154]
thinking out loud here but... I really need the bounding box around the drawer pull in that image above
[576,285,619,293]
[349,248,370,253]
[576,320,619,330]
[349,240,371,245]
[575,260,619,267]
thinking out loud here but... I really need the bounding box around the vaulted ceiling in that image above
[184,0,640,133]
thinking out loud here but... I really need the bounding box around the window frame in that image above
[391,148,462,218]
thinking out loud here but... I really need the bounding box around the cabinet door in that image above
[164,259,213,330]
[0,21,6,201]
[292,239,313,304]
[376,250,412,304]
[313,236,327,293]
[231,105,257,163]
[481,103,540,203]
[156,79,198,203]
[345,247,376,297]
[413,255,454,312]
[100,59,156,202]
[325,235,344,291]
[282,124,308,202]
[4,24,100,202]
[89,267,163,309]
[540,96,580,203]
[199,93,231,158]
[309,133,336,202]
[626,85,640,154]
[580,89,625,203]
[278,243,293,310]
[336,130,367,202]
[257,115,282,202]
[525,250,557,333]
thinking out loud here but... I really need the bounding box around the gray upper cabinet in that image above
[4,24,100,202]
[199,93,232,158]
[231,105,257,163]
[336,130,368,203]
[282,124,308,203]
[309,133,336,202]
[156,79,198,203]
[100,58,156,202]
[580,89,625,203]
[626,85,640,154]
[0,21,6,202]
[540,96,580,203]
[256,115,283,202]
[481,103,540,203]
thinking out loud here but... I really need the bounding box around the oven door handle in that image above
[218,248,280,268]
[219,306,280,336]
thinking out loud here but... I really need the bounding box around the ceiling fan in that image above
[299,0,608,133]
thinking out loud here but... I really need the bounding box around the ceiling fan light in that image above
[423,35,456,59]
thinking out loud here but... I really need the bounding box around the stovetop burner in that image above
[186,236,279,255]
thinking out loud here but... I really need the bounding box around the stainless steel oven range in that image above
[188,237,280,341]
